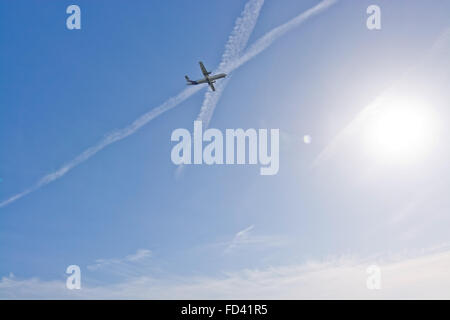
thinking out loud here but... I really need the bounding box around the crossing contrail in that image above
[196,0,338,128]
[176,0,264,178]
[196,0,265,127]
[177,0,337,178]
[1,0,337,208]
[227,0,337,74]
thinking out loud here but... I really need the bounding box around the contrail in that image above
[197,0,265,127]
[0,0,264,208]
[176,0,264,178]
[175,0,338,178]
[0,86,202,208]
[197,0,338,128]
[227,0,337,74]
[1,0,337,208]
[177,0,337,178]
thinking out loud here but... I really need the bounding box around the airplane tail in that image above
[185,75,195,85]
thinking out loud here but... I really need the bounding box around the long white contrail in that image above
[227,0,337,74]
[197,0,338,128]
[0,0,263,209]
[0,86,202,208]
[196,0,265,127]
[180,0,337,178]
[175,0,264,178]
[1,0,337,208]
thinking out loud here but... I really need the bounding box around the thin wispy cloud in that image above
[126,249,152,262]
[87,249,152,271]
[1,0,337,208]
[225,225,255,254]
[219,225,288,254]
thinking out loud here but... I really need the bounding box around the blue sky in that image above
[1,0,450,298]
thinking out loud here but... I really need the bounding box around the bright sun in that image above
[365,97,437,163]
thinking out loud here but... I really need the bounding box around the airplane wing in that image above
[208,82,216,91]
[199,61,210,77]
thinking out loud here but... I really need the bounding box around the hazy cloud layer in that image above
[2,246,450,299]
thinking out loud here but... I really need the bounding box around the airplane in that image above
[185,61,227,92]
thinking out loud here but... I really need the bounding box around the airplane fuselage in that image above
[185,62,227,91]
[188,73,226,85]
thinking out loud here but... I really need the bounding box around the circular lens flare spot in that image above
[303,135,312,144]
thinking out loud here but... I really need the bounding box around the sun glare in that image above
[365,97,437,163]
